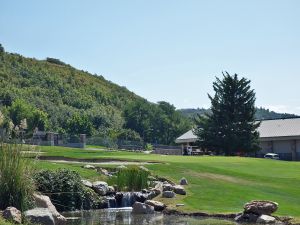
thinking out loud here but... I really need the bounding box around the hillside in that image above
[179,107,299,121]
[0,46,190,143]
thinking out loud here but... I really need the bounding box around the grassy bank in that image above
[36,146,300,218]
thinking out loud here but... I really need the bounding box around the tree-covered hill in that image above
[179,107,299,121]
[0,45,190,144]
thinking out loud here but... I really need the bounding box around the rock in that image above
[176,204,185,207]
[163,184,174,192]
[162,191,176,198]
[148,176,157,181]
[34,193,67,225]
[154,182,163,192]
[173,185,186,195]
[24,208,55,225]
[98,168,110,176]
[152,188,162,196]
[257,215,276,224]
[145,200,166,211]
[235,212,259,223]
[134,192,148,203]
[82,179,93,188]
[139,166,150,172]
[132,202,154,214]
[83,164,96,170]
[92,181,109,196]
[107,186,115,194]
[116,165,127,170]
[147,188,161,199]
[180,177,188,185]
[3,207,22,224]
[244,200,278,215]
[142,189,148,194]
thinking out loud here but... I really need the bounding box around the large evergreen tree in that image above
[194,72,260,155]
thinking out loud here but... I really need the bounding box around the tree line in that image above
[0,44,190,144]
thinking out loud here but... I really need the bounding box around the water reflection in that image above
[63,208,237,225]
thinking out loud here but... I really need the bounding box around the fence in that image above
[0,129,184,154]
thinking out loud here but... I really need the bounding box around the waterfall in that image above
[121,192,136,207]
[106,196,117,208]
[109,191,150,208]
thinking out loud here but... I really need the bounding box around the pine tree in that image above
[0,44,4,53]
[194,72,260,155]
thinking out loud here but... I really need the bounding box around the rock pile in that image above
[161,181,187,198]
[235,200,279,224]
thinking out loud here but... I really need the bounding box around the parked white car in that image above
[264,153,280,160]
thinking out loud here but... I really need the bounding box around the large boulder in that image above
[132,202,154,214]
[235,212,260,223]
[92,181,109,196]
[180,177,188,185]
[2,207,22,224]
[145,200,166,212]
[257,215,276,224]
[107,186,116,195]
[83,164,96,170]
[244,200,278,215]
[162,184,174,192]
[154,182,163,192]
[147,188,161,199]
[134,192,148,203]
[98,168,110,176]
[34,194,67,225]
[173,185,186,195]
[162,191,176,198]
[81,179,93,188]
[24,208,55,225]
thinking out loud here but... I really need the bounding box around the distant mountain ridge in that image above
[179,107,299,120]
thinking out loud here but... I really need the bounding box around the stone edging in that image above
[162,209,296,225]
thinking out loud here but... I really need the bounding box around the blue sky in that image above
[1,0,300,113]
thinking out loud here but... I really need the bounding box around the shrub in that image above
[34,169,102,211]
[144,143,153,151]
[0,143,35,211]
[109,166,150,191]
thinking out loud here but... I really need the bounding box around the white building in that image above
[175,118,300,160]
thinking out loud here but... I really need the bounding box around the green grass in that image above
[86,145,108,149]
[36,145,300,218]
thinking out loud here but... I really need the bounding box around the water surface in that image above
[63,208,238,225]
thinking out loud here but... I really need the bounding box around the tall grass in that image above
[0,143,35,211]
[110,166,150,191]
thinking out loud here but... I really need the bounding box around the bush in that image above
[144,143,153,151]
[109,166,150,191]
[0,143,35,211]
[34,169,102,211]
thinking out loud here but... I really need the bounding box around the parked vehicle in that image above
[264,153,280,160]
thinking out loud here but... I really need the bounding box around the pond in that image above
[63,208,239,225]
